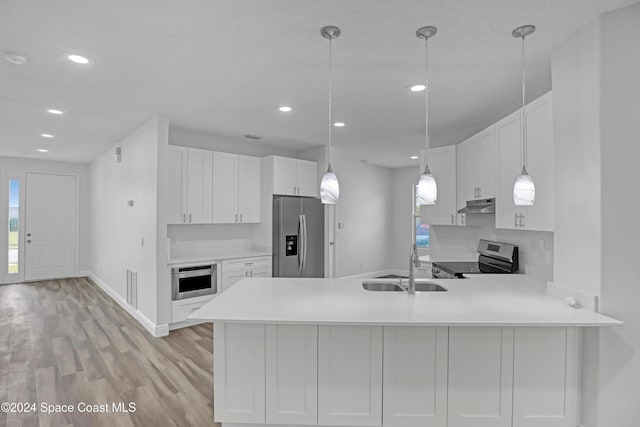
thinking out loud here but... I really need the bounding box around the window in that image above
[414,186,430,248]
[8,180,19,274]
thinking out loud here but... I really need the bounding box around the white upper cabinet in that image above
[496,110,523,230]
[458,125,497,201]
[237,155,262,223]
[420,146,458,226]
[522,92,554,232]
[167,146,188,224]
[296,159,319,197]
[496,92,554,232]
[186,148,213,224]
[272,156,298,196]
[212,152,262,224]
[167,146,212,224]
[270,156,319,197]
[212,152,238,223]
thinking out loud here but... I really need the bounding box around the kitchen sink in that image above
[362,281,404,292]
[362,280,447,292]
[414,281,447,292]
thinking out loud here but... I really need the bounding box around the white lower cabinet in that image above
[512,328,579,427]
[382,326,448,427]
[318,325,383,426]
[221,256,272,292]
[448,327,514,427]
[214,323,266,424]
[213,324,580,427]
[266,325,318,425]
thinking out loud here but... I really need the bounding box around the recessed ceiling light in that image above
[333,122,345,127]
[4,52,27,65]
[408,84,426,92]
[66,53,91,64]
[37,149,49,153]
[47,109,64,115]
[410,155,419,160]
[41,133,54,138]
[278,106,292,112]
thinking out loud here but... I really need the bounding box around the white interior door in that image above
[24,173,77,281]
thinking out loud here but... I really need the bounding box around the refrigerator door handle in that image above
[298,214,304,272]
[301,214,308,271]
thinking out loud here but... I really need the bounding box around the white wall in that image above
[89,116,167,326]
[551,3,640,425]
[332,150,393,277]
[551,19,603,297]
[0,157,91,280]
[390,166,554,282]
[297,145,393,278]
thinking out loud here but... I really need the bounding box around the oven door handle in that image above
[174,269,212,279]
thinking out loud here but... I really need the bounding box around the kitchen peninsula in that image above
[191,276,620,427]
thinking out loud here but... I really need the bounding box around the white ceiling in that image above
[0,0,636,167]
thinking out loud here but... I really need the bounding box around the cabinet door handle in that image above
[293,186,297,195]
[235,214,238,223]
[461,214,465,225]
[189,213,192,223]
[520,214,525,229]
[240,214,243,223]
[478,187,481,198]
[183,214,186,223]
[451,214,454,224]
[515,213,518,228]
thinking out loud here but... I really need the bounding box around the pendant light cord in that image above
[521,34,527,169]
[328,36,333,167]
[423,37,430,173]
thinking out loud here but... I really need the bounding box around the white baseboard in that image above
[76,270,92,278]
[169,318,208,331]
[87,272,169,337]
[547,281,599,312]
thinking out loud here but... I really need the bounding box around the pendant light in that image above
[415,26,438,206]
[512,25,536,206]
[320,26,340,204]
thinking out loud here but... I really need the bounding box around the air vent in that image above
[244,134,263,141]
[126,269,138,309]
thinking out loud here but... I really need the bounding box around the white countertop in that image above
[189,275,621,327]
[168,250,272,265]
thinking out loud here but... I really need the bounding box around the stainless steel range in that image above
[432,239,519,279]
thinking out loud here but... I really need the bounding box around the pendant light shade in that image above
[512,25,536,206]
[320,25,340,204]
[415,26,438,206]
[513,166,535,206]
[320,165,340,204]
[417,166,437,206]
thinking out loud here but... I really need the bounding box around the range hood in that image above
[457,198,496,214]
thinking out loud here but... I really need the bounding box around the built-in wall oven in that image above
[171,264,217,300]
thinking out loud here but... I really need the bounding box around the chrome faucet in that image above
[408,243,421,295]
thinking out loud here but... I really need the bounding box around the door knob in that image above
[27,233,31,237]
[27,239,32,243]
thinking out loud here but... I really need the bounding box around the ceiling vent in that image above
[244,134,263,141]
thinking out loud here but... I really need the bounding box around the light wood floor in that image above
[0,277,218,427]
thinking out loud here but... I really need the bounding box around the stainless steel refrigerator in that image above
[273,196,324,277]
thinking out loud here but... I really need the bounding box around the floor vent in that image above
[126,269,138,309]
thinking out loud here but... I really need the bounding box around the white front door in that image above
[24,173,77,281]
